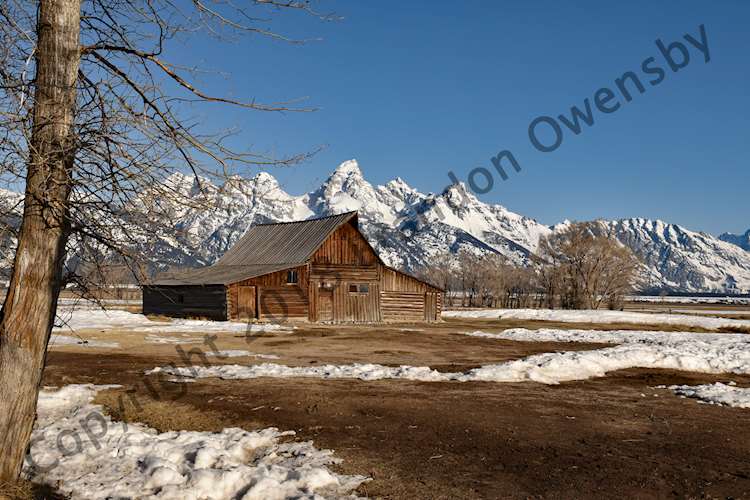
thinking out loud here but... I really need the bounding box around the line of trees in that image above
[420,222,640,310]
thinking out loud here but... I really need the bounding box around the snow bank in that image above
[26,385,367,499]
[665,382,750,408]
[53,308,292,334]
[148,363,449,382]
[149,328,750,385]
[459,340,750,384]
[443,308,750,330]
[459,328,750,383]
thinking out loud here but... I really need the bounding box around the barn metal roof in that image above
[150,212,360,286]
[216,211,358,266]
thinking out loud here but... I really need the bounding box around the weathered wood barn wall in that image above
[144,212,443,323]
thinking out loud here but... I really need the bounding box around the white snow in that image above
[144,334,202,344]
[149,327,750,385]
[665,382,750,408]
[460,340,750,384]
[443,308,750,330]
[458,328,750,383]
[461,327,747,345]
[53,308,292,334]
[48,335,120,348]
[26,384,368,499]
[207,350,281,360]
[148,363,449,382]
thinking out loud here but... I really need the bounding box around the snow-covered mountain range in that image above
[132,159,750,293]
[1,160,749,293]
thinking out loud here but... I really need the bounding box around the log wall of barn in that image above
[143,285,227,320]
[226,265,309,321]
[380,267,442,322]
[381,291,425,322]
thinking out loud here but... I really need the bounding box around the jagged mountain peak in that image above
[331,159,363,178]
[251,171,280,186]
[383,176,416,195]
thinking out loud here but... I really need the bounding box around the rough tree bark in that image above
[0,0,80,481]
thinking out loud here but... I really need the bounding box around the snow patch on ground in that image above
[460,328,750,383]
[26,384,367,499]
[148,363,449,382]
[48,335,120,348]
[462,327,747,345]
[443,308,750,330]
[207,350,281,359]
[664,382,750,408]
[144,334,202,344]
[54,308,292,334]
[149,328,750,385]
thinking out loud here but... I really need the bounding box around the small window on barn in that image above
[348,284,369,294]
[287,270,298,284]
[177,294,185,304]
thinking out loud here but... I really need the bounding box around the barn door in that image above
[424,292,437,322]
[318,288,333,323]
[237,285,257,320]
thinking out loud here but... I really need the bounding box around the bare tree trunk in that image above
[0,0,80,481]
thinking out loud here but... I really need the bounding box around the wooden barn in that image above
[143,212,443,323]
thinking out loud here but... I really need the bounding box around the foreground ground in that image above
[39,310,750,500]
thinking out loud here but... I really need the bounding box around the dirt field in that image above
[41,315,750,499]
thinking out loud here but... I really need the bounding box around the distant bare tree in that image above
[537,222,639,310]
[0,0,330,481]
[456,250,485,307]
[503,265,538,308]
[479,254,507,307]
[420,252,456,305]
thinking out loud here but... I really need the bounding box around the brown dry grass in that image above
[0,481,31,500]
[93,387,261,433]
[719,325,750,334]
[0,480,62,500]
[143,314,172,322]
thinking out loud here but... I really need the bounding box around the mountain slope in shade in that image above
[0,160,748,293]
[720,229,750,252]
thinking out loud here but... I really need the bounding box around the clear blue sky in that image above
[173,0,749,235]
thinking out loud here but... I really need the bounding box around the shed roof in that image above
[149,264,297,286]
[151,212,360,286]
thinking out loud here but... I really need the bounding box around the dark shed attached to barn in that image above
[143,212,443,323]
